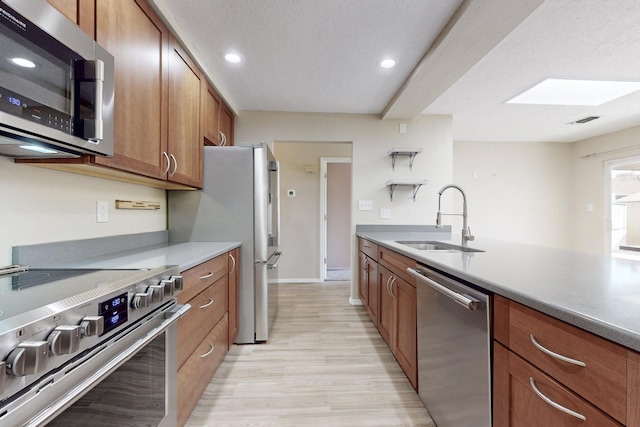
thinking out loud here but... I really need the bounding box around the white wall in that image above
[236,111,453,299]
[0,157,167,265]
[570,125,640,254]
[274,142,352,282]
[453,140,573,249]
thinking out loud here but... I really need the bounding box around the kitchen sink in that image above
[395,240,485,253]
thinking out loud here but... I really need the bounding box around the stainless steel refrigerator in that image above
[168,143,281,343]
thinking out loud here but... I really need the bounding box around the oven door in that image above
[1,302,190,427]
[0,0,114,157]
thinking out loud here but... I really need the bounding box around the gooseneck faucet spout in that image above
[436,184,475,246]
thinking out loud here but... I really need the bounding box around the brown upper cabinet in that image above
[204,83,234,146]
[94,0,202,188]
[22,0,234,189]
[167,36,203,187]
[92,0,170,181]
[46,0,94,37]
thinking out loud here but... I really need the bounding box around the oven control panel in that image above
[100,293,128,336]
[0,267,183,403]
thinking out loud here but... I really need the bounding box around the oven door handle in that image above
[25,303,191,427]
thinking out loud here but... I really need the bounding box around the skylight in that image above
[506,79,640,106]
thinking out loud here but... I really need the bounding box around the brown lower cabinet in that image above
[494,294,640,426]
[176,250,239,426]
[357,238,417,390]
[377,250,417,390]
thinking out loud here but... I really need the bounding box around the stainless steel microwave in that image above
[0,0,114,158]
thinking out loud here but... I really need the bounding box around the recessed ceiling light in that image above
[11,57,36,68]
[379,59,396,69]
[506,78,640,106]
[224,53,242,64]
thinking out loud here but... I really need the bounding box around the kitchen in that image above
[2,0,640,426]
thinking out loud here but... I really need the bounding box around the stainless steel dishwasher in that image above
[407,264,492,427]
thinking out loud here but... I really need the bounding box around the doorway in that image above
[321,157,352,281]
[606,156,640,260]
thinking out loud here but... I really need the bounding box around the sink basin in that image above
[395,240,484,253]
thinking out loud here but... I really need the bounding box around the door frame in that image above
[604,155,640,256]
[320,157,352,281]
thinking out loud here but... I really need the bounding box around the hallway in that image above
[186,281,434,427]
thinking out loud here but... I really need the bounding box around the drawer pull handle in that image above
[200,272,214,280]
[530,334,587,367]
[199,299,214,309]
[200,344,214,358]
[529,377,586,421]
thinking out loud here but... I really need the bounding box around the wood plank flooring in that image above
[186,281,435,427]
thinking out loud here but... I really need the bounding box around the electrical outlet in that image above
[96,201,108,223]
[380,208,391,219]
[358,200,373,211]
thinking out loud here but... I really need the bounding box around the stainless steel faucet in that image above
[436,184,475,246]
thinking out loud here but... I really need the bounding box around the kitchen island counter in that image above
[357,226,640,352]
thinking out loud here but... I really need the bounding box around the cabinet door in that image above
[494,342,621,427]
[47,0,94,37]
[394,276,417,389]
[204,84,222,145]
[94,0,168,179]
[219,103,234,146]
[167,39,203,187]
[228,248,239,346]
[377,265,394,347]
[358,253,368,305]
[365,259,378,324]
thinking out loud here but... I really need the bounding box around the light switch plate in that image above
[358,200,373,211]
[96,201,108,223]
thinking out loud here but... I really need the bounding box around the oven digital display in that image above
[99,293,128,336]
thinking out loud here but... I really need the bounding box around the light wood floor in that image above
[186,281,435,427]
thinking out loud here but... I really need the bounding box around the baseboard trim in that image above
[349,297,363,306]
[277,278,322,284]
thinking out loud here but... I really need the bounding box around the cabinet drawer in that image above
[378,246,415,286]
[507,350,622,427]
[359,238,378,261]
[178,313,229,427]
[178,254,227,304]
[177,276,228,368]
[508,301,627,423]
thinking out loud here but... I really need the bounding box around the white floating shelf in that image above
[388,147,423,171]
[385,179,427,202]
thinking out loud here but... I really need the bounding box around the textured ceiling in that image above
[422,0,640,142]
[150,0,640,143]
[151,0,462,114]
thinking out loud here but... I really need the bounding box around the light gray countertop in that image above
[358,230,640,352]
[48,241,241,272]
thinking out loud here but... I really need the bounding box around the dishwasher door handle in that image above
[407,267,484,311]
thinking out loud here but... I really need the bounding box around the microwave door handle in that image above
[72,59,105,142]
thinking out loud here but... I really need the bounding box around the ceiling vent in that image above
[567,116,600,125]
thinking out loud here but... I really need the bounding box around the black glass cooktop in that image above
[0,268,145,321]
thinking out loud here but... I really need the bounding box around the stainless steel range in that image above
[0,264,190,426]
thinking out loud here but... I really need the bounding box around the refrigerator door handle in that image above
[268,160,280,247]
[267,252,282,269]
[256,251,281,265]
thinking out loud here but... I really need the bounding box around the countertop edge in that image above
[358,232,640,353]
